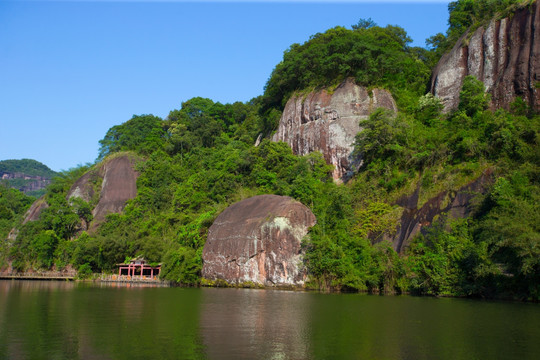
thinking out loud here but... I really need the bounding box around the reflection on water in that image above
[200,288,311,359]
[1,280,540,359]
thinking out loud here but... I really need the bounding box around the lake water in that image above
[1,281,539,360]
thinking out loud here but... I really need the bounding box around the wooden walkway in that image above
[0,273,74,280]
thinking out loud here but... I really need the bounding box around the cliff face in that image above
[431,3,540,112]
[13,154,139,240]
[202,195,316,286]
[0,172,52,194]
[378,172,492,253]
[21,197,49,225]
[272,78,397,182]
[67,155,139,231]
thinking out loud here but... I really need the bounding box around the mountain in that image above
[0,159,57,197]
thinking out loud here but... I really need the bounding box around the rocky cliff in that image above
[202,195,316,286]
[21,196,49,225]
[20,154,139,232]
[272,78,397,182]
[68,154,139,231]
[0,172,52,194]
[431,2,540,112]
[0,159,56,196]
[378,171,492,253]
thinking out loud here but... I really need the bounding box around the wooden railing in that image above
[100,274,162,283]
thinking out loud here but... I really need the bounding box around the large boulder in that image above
[431,3,540,113]
[202,195,316,287]
[272,78,397,182]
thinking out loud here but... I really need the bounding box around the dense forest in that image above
[1,0,538,300]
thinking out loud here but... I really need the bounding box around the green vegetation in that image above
[426,0,533,65]
[1,1,538,300]
[0,183,34,249]
[0,159,57,178]
[0,159,58,198]
[261,21,431,127]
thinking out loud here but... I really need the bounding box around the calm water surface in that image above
[0,280,539,359]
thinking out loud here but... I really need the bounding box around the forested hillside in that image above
[1,0,538,300]
[0,159,57,198]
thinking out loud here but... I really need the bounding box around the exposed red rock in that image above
[202,195,316,286]
[272,78,397,182]
[431,3,540,112]
[379,171,492,253]
[0,172,52,194]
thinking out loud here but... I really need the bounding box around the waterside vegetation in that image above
[1,0,538,301]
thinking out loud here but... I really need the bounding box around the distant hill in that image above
[0,159,57,197]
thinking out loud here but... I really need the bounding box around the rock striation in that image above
[272,78,397,182]
[68,155,139,231]
[202,195,316,286]
[431,3,540,112]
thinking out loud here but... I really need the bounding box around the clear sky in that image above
[0,0,451,172]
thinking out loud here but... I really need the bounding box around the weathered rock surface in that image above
[202,195,316,286]
[0,172,52,194]
[68,155,139,231]
[21,196,48,225]
[67,172,95,203]
[380,171,492,253]
[431,3,540,112]
[272,78,397,182]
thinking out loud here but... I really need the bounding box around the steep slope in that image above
[431,2,539,112]
[67,154,139,231]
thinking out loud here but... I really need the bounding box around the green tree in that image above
[98,114,165,160]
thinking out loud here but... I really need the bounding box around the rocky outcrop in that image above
[68,154,139,231]
[272,78,397,182]
[431,3,540,112]
[21,196,48,224]
[0,172,52,194]
[12,154,139,240]
[380,171,492,253]
[202,195,316,286]
[67,172,95,203]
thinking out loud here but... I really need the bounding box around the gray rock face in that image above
[272,78,397,182]
[67,154,139,231]
[202,195,316,286]
[90,156,138,227]
[0,172,52,194]
[431,3,540,112]
[21,196,49,225]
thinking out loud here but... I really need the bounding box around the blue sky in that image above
[0,0,450,172]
